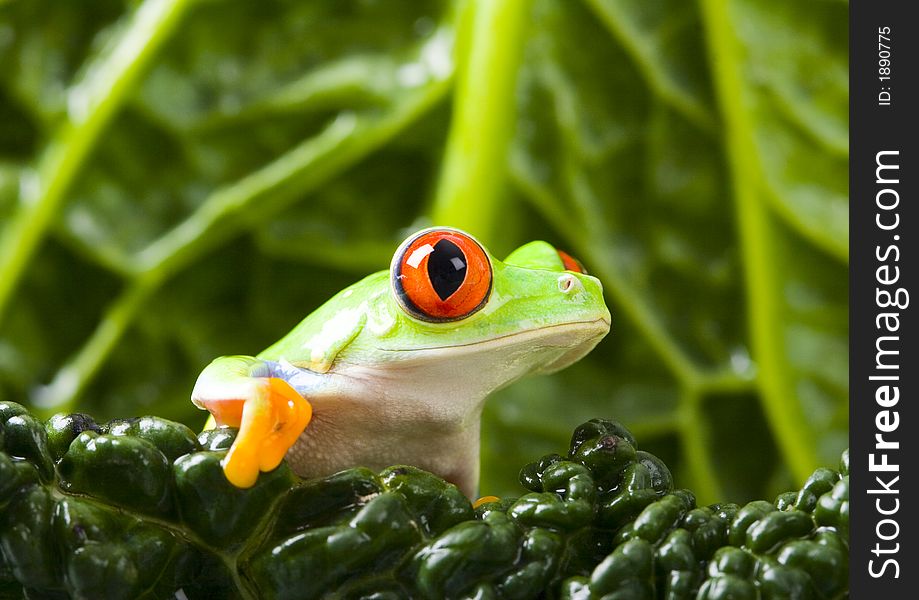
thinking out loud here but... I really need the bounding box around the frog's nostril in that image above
[558,274,583,294]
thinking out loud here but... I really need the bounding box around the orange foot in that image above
[205,378,311,488]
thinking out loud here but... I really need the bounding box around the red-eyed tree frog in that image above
[191,227,610,496]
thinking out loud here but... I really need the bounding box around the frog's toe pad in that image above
[221,378,312,488]
[257,378,312,472]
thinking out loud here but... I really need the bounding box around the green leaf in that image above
[0,0,846,515]
[485,0,846,503]
[0,404,851,598]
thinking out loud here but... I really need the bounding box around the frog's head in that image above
[316,227,610,416]
[385,227,609,371]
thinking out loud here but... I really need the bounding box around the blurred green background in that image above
[0,0,847,504]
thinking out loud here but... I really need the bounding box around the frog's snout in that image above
[554,272,611,329]
[557,273,584,294]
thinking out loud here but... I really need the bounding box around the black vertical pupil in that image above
[427,239,467,300]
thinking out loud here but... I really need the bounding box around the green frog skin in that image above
[191,227,610,496]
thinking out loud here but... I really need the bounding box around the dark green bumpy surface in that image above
[0,402,849,599]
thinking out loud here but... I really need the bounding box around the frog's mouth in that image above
[530,317,612,372]
[377,316,611,375]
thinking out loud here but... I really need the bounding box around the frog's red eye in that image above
[392,228,492,322]
[558,250,587,274]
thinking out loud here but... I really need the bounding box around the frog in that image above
[191,227,610,497]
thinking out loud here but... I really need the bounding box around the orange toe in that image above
[221,378,312,487]
[257,378,312,472]
[472,495,501,509]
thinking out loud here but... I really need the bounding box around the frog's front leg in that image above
[191,356,312,488]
